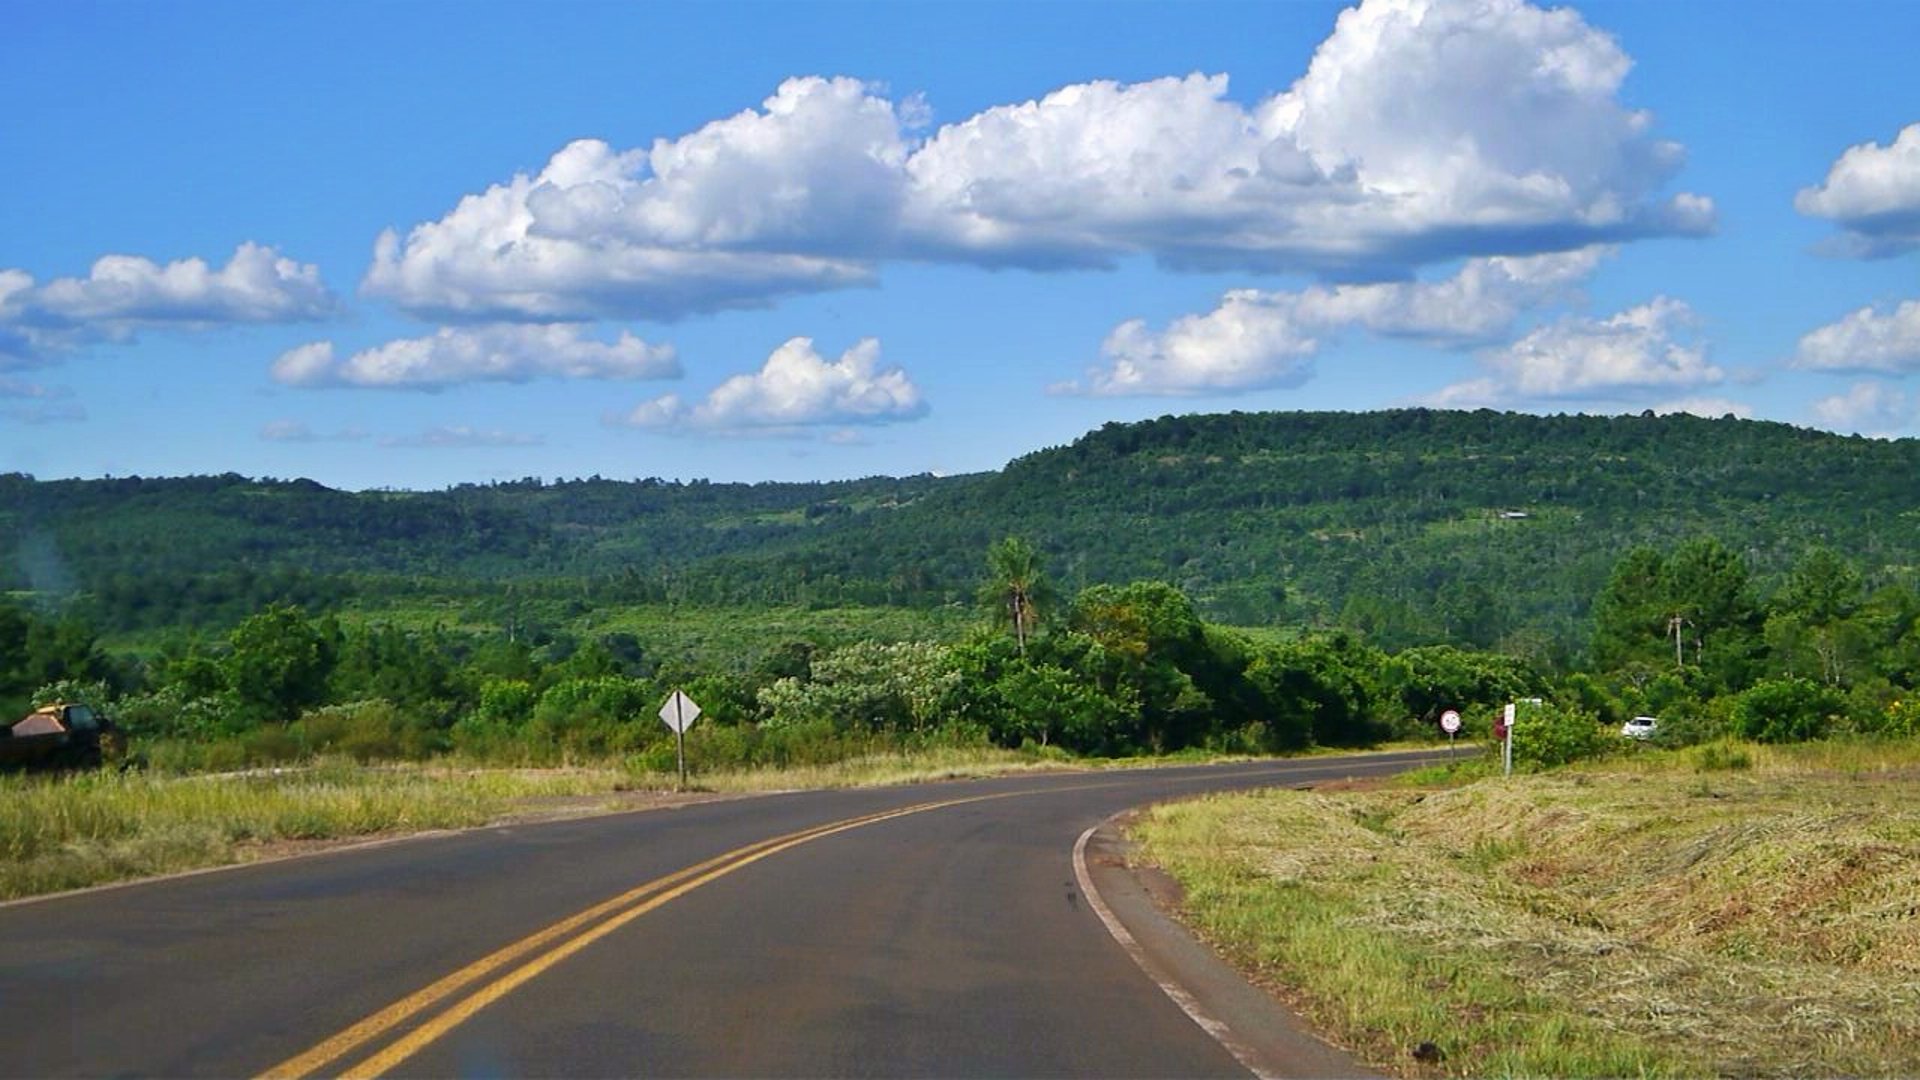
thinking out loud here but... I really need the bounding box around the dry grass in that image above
[0,748,1071,901]
[0,761,639,901]
[1133,739,1920,1078]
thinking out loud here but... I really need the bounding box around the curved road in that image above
[0,752,1445,1077]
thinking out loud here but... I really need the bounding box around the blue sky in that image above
[4,0,1918,490]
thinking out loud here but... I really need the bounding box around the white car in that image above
[1621,715,1659,740]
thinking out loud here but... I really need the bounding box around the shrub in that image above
[1871,695,1920,739]
[1642,702,1726,748]
[1507,700,1612,770]
[294,699,445,763]
[114,685,251,742]
[994,662,1134,753]
[532,676,659,757]
[1690,740,1754,772]
[758,642,958,735]
[1729,678,1846,743]
[29,678,116,711]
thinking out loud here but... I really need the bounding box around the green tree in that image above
[1661,537,1764,690]
[1777,547,1863,625]
[757,641,958,736]
[1766,548,1868,687]
[1245,631,1390,748]
[995,661,1132,751]
[1590,547,1669,671]
[980,537,1053,655]
[1070,581,1214,751]
[225,604,336,724]
[1730,677,1845,743]
[1592,539,1763,692]
[1383,645,1539,736]
[532,676,656,757]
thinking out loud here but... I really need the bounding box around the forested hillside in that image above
[5,409,1917,660]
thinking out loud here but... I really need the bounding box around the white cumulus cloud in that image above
[1792,299,1920,373]
[273,324,679,389]
[0,244,335,366]
[1810,380,1914,436]
[614,337,926,433]
[1796,123,1920,258]
[1429,297,1720,406]
[366,0,1707,321]
[1070,247,1607,395]
[361,81,891,322]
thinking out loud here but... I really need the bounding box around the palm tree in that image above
[981,536,1051,656]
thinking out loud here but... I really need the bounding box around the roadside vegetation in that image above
[5,498,1920,907]
[0,763,620,901]
[1133,739,1920,1078]
[0,742,1082,901]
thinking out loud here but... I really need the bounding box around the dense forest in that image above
[6,409,1918,658]
[4,409,1919,774]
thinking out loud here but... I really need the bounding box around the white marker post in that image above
[658,689,702,790]
[1502,702,1516,777]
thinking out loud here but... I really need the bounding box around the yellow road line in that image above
[261,797,988,1080]
[264,769,1280,1079]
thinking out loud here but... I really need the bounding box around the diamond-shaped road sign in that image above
[659,690,702,734]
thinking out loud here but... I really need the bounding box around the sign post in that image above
[1439,709,1461,760]
[1501,702,1517,777]
[658,689,702,791]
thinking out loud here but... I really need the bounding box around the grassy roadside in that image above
[0,764,636,901]
[1131,741,1920,1078]
[0,746,1087,902]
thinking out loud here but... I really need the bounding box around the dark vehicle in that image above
[0,702,115,769]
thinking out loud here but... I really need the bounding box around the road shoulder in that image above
[1077,813,1382,1080]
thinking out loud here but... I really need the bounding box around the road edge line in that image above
[1073,819,1278,1080]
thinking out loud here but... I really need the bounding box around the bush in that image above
[630,720,903,775]
[1507,700,1612,770]
[448,679,547,762]
[294,699,445,763]
[1690,740,1754,772]
[1729,678,1846,743]
[532,676,660,758]
[757,641,959,735]
[114,685,251,742]
[1641,702,1726,748]
[1868,695,1920,739]
[994,662,1134,753]
[29,678,116,712]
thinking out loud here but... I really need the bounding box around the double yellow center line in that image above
[260,794,993,1079]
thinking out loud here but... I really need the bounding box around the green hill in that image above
[6,409,1918,658]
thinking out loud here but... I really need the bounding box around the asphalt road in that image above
[0,751,1448,1078]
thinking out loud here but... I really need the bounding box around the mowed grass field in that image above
[1133,741,1920,1078]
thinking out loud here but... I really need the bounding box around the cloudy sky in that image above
[4,0,1917,489]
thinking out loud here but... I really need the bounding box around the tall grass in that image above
[1135,737,1920,1078]
[0,742,1079,901]
[0,763,618,901]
